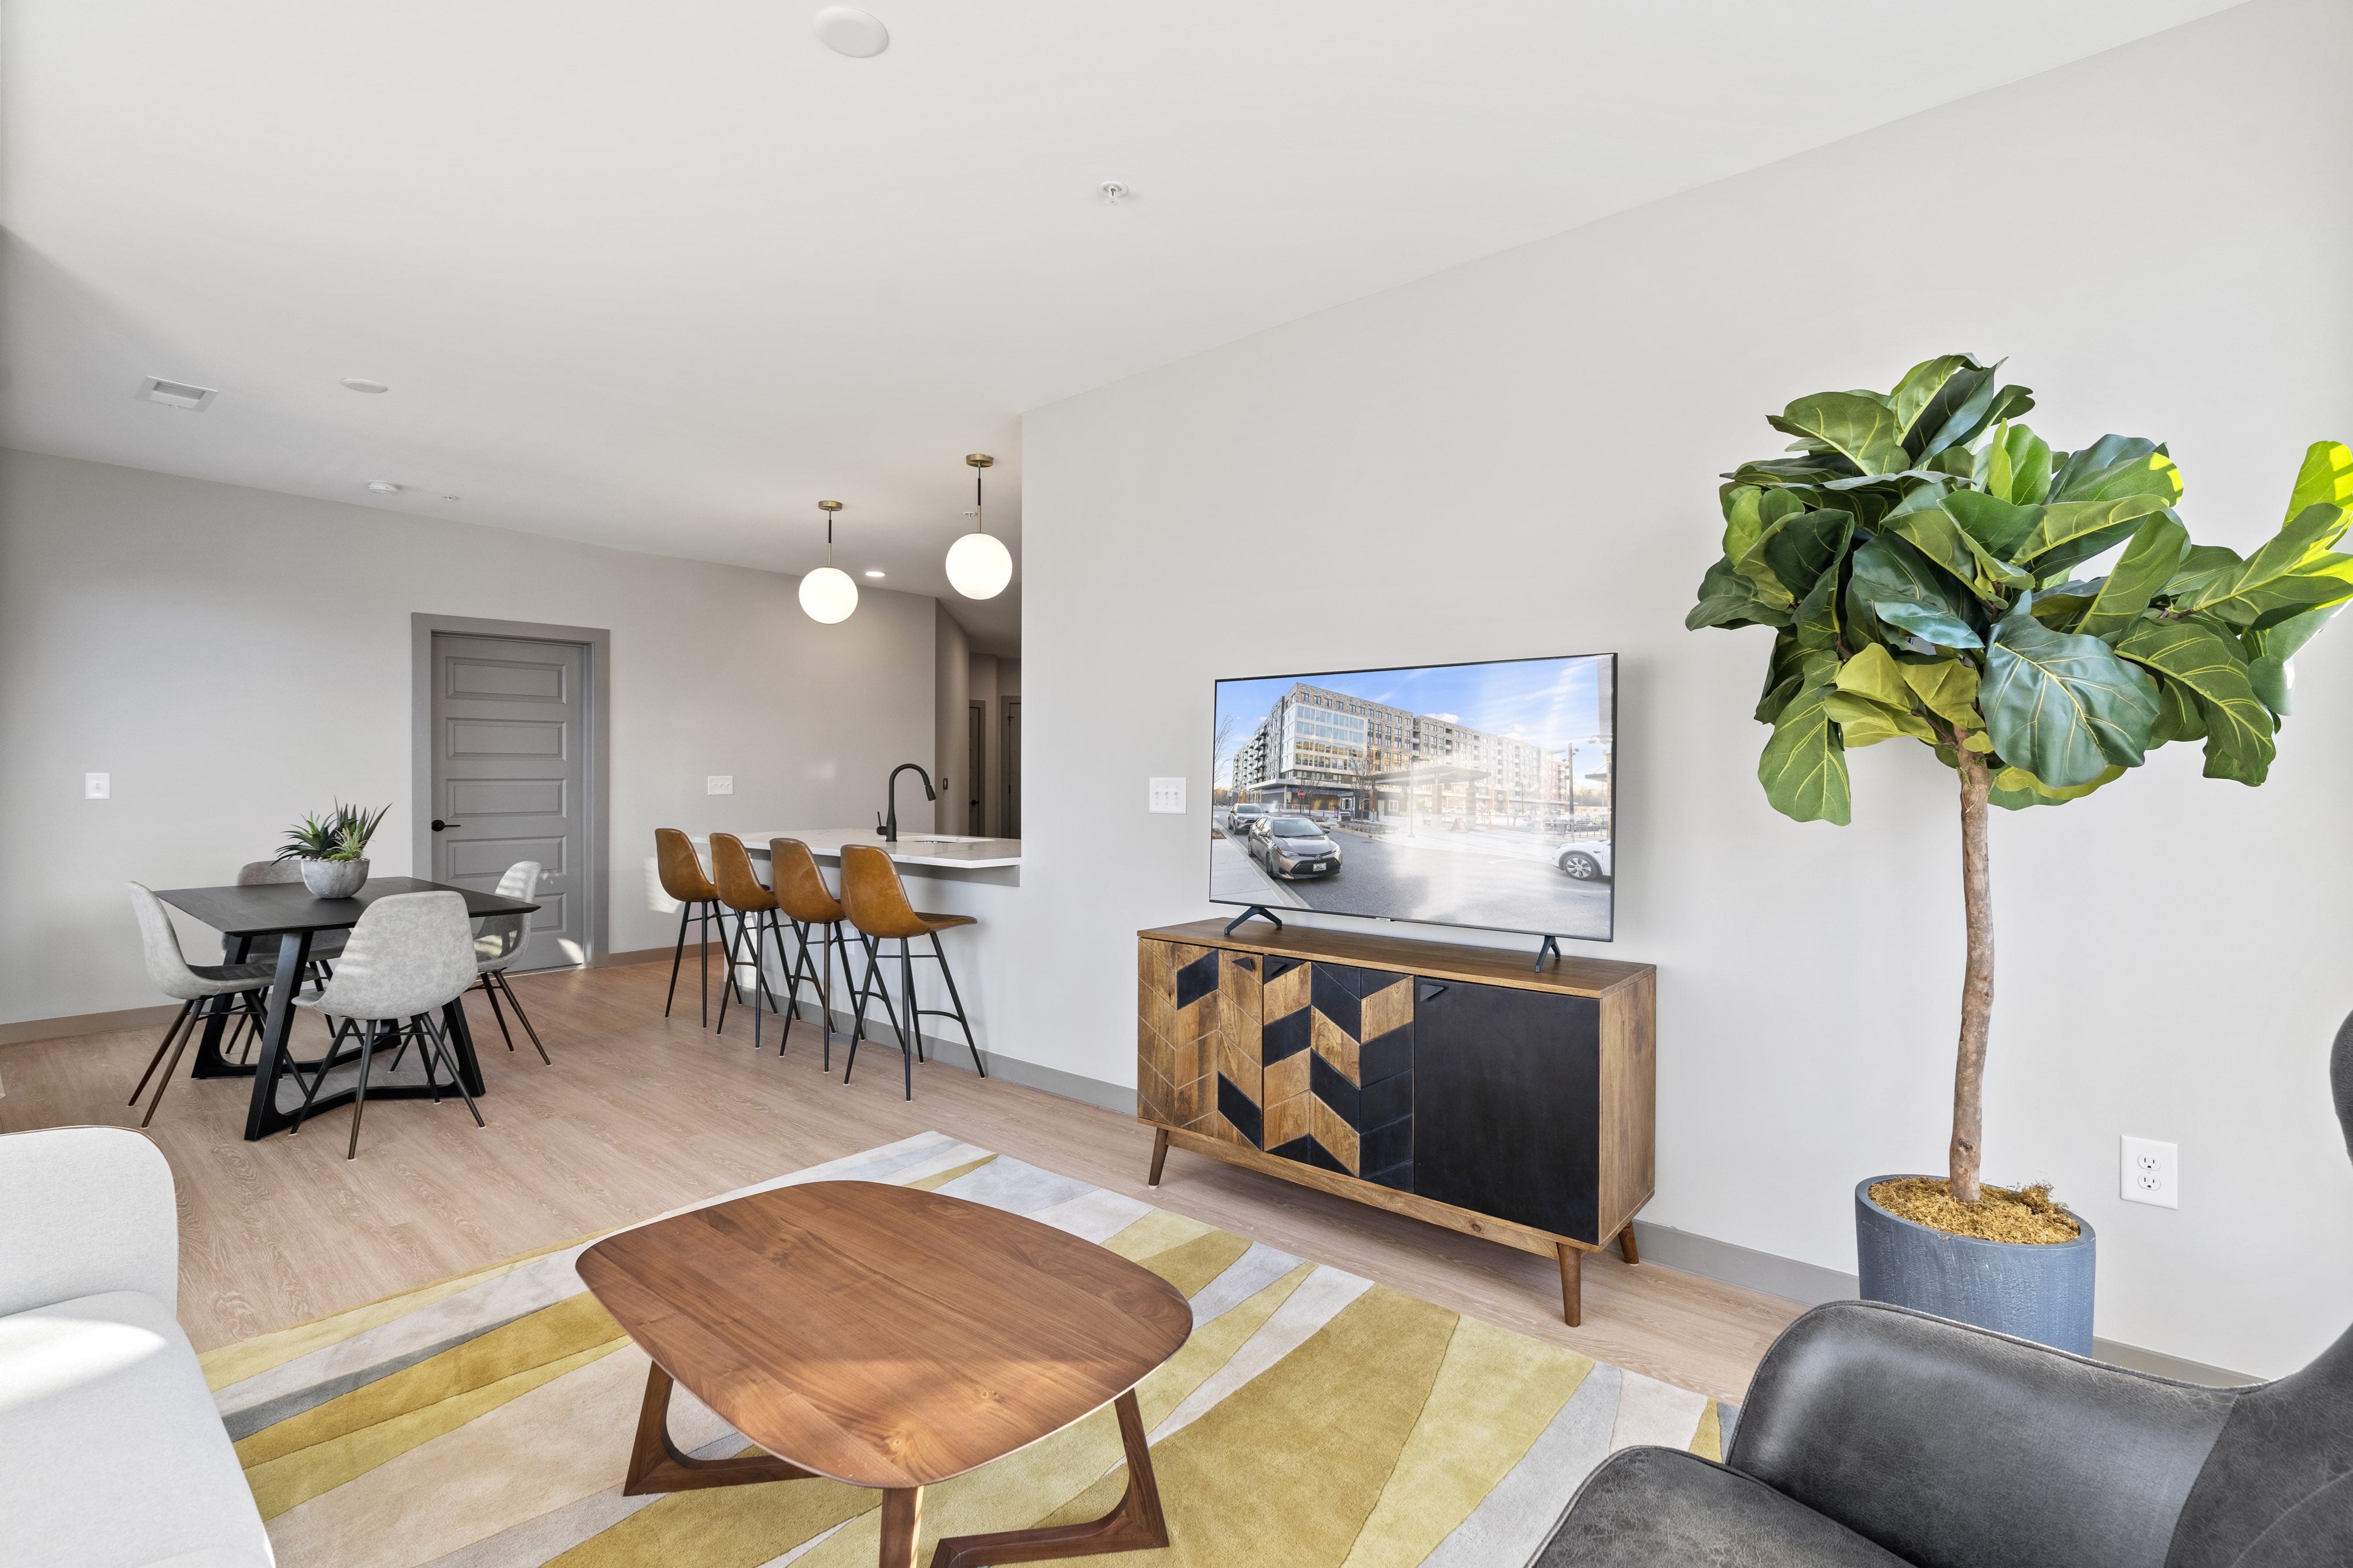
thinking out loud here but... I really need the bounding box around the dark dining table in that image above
[153,877,540,1141]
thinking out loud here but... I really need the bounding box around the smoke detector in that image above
[814,6,888,57]
[340,378,390,394]
[135,376,218,411]
[364,481,402,495]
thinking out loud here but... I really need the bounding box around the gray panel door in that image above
[431,633,587,970]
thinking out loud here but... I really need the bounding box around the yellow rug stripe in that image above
[1129,1226,1256,1299]
[1691,1397,1723,1462]
[1099,1205,1216,1263]
[904,1153,999,1192]
[1338,1315,1595,1568]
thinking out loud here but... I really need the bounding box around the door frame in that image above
[410,614,612,966]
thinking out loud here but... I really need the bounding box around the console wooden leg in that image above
[929,1389,1169,1567]
[1556,1241,1582,1328]
[1617,1225,1640,1266]
[881,1486,924,1568]
[623,1362,820,1495]
[1147,1127,1170,1187]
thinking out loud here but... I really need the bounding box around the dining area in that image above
[123,805,549,1157]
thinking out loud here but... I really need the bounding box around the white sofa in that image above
[0,1126,274,1567]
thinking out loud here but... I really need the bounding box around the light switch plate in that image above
[85,772,110,800]
[2121,1134,2179,1208]
[706,775,734,796]
[1148,776,1187,814]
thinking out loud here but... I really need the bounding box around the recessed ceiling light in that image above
[864,569,886,578]
[364,481,401,494]
[135,376,217,410]
[1100,182,1130,205]
[814,6,888,57]
[340,378,389,394]
[439,495,461,502]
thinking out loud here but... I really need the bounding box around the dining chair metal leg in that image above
[415,1017,445,1103]
[420,1013,486,1129]
[346,1020,384,1160]
[480,972,519,1052]
[290,1017,355,1136]
[930,932,986,1077]
[663,903,692,1018]
[128,1001,198,1108]
[493,971,551,1064]
[138,993,233,1128]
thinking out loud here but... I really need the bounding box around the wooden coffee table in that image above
[577,1180,1195,1568]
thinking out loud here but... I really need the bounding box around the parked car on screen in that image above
[1250,815,1343,879]
[1225,804,1270,840]
[1555,841,1613,882]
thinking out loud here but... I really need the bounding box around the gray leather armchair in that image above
[1540,1016,2353,1567]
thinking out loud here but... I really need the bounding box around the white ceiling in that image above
[1,1,2239,655]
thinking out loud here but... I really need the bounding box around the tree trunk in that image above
[1949,748,1994,1204]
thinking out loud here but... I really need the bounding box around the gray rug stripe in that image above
[222,1308,552,1439]
[1718,1400,1741,1453]
[1420,1362,1623,1568]
[933,1155,1095,1214]
[1188,1242,1305,1325]
[415,1430,750,1567]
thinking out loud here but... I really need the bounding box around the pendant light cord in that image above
[975,467,986,537]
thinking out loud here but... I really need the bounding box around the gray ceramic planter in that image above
[300,856,369,899]
[1855,1175,2095,1355]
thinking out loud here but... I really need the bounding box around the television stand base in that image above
[1534,934,1560,971]
[1222,905,1286,937]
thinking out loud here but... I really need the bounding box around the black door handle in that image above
[431,819,463,831]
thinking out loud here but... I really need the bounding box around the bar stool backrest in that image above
[768,839,846,924]
[311,893,476,1022]
[476,861,541,968]
[709,834,777,912]
[237,859,303,886]
[654,829,719,904]
[126,883,210,1000]
[838,845,928,940]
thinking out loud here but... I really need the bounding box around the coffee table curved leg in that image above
[623,1362,822,1495]
[927,1390,1168,1568]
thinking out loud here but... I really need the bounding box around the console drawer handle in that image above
[1417,982,1449,1003]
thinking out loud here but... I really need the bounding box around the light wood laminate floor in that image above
[0,960,1801,1402]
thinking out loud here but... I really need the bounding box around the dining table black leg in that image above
[241,929,315,1140]
[441,992,489,1096]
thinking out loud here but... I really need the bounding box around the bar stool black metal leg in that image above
[698,903,712,1027]
[899,937,917,1099]
[664,903,692,1018]
[749,911,766,1050]
[930,931,985,1077]
[492,971,551,1064]
[821,922,844,1070]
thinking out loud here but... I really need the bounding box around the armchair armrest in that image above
[1730,1301,2233,1568]
[0,1126,179,1317]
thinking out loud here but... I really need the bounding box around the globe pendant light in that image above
[799,500,859,623]
[945,452,1013,600]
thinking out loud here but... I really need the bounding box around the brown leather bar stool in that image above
[707,834,785,1038]
[838,843,984,1100]
[764,838,898,1068]
[654,829,740,1027]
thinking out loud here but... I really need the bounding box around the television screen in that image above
[1211,653,1616,942]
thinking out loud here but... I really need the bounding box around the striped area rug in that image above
[202,1132,1736,1567]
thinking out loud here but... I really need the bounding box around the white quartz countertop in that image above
[695,828,1022,871]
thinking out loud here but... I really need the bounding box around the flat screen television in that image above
[1211,653,1616,943]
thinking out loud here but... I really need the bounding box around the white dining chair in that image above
[470,861,550,1064]
[287,892,483,1159]
[124,883,279,1128]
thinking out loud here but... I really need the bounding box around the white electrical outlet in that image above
[706,775,734,796]
[84,772,110,800]
[1147,776,1187,814]
[2121,1135,2179,1209]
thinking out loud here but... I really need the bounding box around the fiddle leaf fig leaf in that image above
[1834,644,1912,708]
[1981,596,2160,787]
[1755,631,1805,724]
[1977,422,2053,505]
[2281,441,2352,522]
[1900,657,1985,728]
[1989,764,2125,811]
[1892,355,1978,442]
[1687,557,1789,630]
[2115,619,2277,784]
[2011,494,2177,569]
[1942,490,2044,556]
[2078,513,2190,641]
[1874,600,1983,649]
[1823,690,1935,747]
[2247,654,2292,716]
[1757,686,1852,824]
[2180,503,2352,620]
[2051,437,2180,504]
[1768,393,1908,476]
[1848,534,1983,645]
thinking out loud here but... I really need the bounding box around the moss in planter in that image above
[1868,1177,2081,1245]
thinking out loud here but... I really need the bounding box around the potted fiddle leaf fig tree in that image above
[1687,353,2352,1351]
[278,802,391,898]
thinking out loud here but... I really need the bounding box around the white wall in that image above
[0,450,936,1023]
[1011,0,2353,1375]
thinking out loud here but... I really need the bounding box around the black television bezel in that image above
[1209,650,1617,944]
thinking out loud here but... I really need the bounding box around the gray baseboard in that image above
[0,1002,180,1048]
[777,1000,1135,1114]
[1632,1219,2251,1386]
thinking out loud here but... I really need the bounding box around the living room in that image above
[3,2,2350,1565]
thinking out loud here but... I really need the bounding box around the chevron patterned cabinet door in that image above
[1255,959,1415,1188]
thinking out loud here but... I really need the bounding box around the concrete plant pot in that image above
[300,857,369,899]
[1855,1175,2096,1355]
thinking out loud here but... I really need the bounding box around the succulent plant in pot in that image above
[1687,353,2352,1351]
[278,803,391,899]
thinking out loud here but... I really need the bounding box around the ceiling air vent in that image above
[135,375,219,411]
